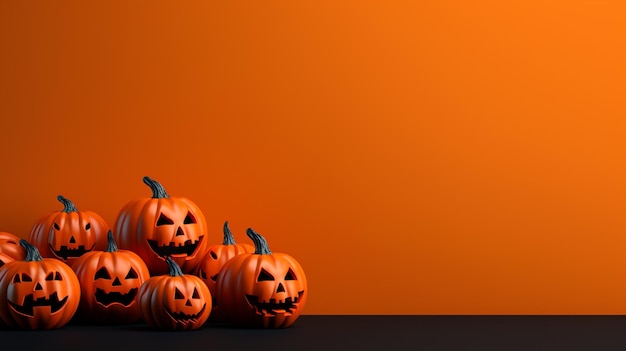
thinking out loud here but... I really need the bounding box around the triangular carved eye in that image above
[95,267,111,280]
[175,288,184,300]
[125,267,138,279]
[13,274,20,283]
[183,212,196,225]
[285,268,297,280]
[192,288,200,299]
[53,223,60,230]
[55,272,62,281]
[85,223,91,230]
[21,274,32,282]
[258,268,274,282]
[46,272,55,281]
[157,213,174,226]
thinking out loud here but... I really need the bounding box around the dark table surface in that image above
[3,315,626,350]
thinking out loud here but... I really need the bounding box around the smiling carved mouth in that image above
[8,292,68,317]
[147,237,203,257]
[165,304,207,324]
[50,243,96,260]
[95,288,138,307]
[245,291,304,316]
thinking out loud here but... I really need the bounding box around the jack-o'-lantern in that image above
[29,195,109,265]
[0,240,80,329]
[216,228,307,328]
[114,176,209,275]
[138,256,211,330]
[196,221,253,321]
[71,230,150,324]
[0,232,26,267]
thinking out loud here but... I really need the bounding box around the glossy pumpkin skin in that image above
[71,231,150,324]
[216,228,307,328]
[138,256,211,330]
[0,240,80,330]
[0,232,26,266]
[114,177,209,275]
[196,221,253,321]
[29,195,109,266]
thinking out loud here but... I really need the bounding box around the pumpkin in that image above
[216,228,307,328]
[138,256,211,330]
[29,195,109,265]
[0,232,26,267]
[0,240,80,329]
[71,230,150,324]
[196,221,254,321]
[114,176,209,275]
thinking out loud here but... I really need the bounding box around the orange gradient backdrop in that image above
[1,1,625,314]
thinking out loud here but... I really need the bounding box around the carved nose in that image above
[185,299,192,306]
[277,282,285,293]
[69,236,76,244]
[35,282,43,291]
[176,227,185,236]
[112,277,122,286]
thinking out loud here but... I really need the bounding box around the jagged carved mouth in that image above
[165,304,206,324]
[95,288,138,307]
[245,291,304,316]
[50,243,96,260]
[8,292,68,317]
[147,237,203,257]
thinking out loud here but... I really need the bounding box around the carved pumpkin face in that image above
[138,257,211,330]
[196,221,254,321]
[71,231,150,324]
[216,228,307,328]
[0,232,26,265]
[114,177,209,275]
[29,196,109,265]
[0,240,80,330]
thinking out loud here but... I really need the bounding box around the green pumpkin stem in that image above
[142,176,170,199]
[106,230,118,252]
[246,228,272,255]
[20,240,43,262]
[165,256,184,277]
[223,221,236,245]
[57,195,78,212]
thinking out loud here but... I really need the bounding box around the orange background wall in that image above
[1,1,625,314]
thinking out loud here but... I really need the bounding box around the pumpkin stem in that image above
[246,228,272,255]
[106,230,118,252]
[57,195,78,212]
[142,176,170,199]
[20,240,43,262]
[223,221,236,245]
[165,256,184,277]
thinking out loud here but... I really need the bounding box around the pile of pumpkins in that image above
[0,177,307,330]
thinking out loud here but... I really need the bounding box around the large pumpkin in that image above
[114,176,209,275]
[0,240,80,329]
[216,228,307,328]
[196,221,254,321]
[29,195,109,265]
[0,232,26,267]
[71,230,150,324]
[138,256,211,330]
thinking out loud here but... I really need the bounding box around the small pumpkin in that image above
[138,256,211,330]
[114,176,209,275]
[0,240,80,329]
[196,221,254,321]
[71,230,150,324]
[29,195,109,265]
[0,232,26,267]
[216,228,307,328]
